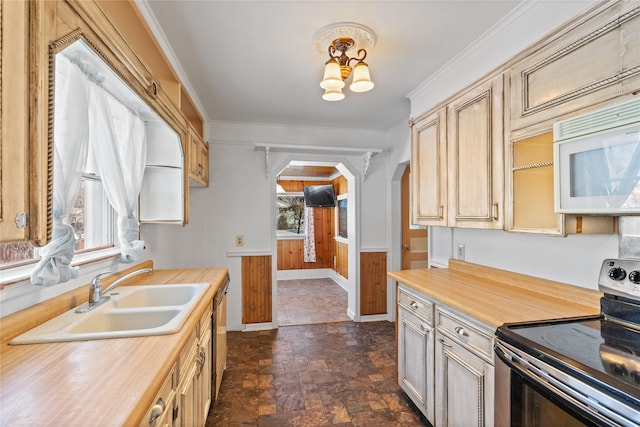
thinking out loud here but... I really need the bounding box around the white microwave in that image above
[553,98,640,215]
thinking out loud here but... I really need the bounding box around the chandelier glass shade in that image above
[314,23,376,101]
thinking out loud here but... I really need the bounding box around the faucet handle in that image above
[89,271,112,303]
[90,271,112,286]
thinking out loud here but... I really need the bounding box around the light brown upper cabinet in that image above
[506,131,616,236]
[509,2,640,133]
[189,127,209,187]
[0,0,32,244]
[1,0,205,247]
[447,74,504,229]
[411,109,448,226]
[410,74,504,230]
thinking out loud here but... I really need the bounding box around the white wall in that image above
[385,0,620,291]
[143,121,389,330]
[144,1,615,332]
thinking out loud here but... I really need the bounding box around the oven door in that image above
[495,341,638,427]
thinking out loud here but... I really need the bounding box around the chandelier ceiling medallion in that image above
[313,22,377,101]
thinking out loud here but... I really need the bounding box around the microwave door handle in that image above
[495,343,628,426]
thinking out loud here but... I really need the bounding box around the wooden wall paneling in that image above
[279,180,332,192]
[276,207,335,271]
[335,240,348,279]
[360,252,388,315]
[333,175,348,195]
[241,255,272,324]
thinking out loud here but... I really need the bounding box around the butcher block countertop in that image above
[0,260,229,427]
[389,259,602,329]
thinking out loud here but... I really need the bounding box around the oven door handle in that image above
[495,341,636,427]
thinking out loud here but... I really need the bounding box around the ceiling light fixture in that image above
[313,22,376,101]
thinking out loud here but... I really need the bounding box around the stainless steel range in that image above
[495,258,640,427]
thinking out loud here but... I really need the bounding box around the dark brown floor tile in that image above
[207,320,430,427]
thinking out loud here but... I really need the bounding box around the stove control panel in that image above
[599,258,640,298]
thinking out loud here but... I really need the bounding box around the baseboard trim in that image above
[276,268,332,281]
[242,322,276,331]
[359,314,392,322]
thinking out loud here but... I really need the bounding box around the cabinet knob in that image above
[454,326,469,337]
[148,397,166,424]
[410,301,419,310]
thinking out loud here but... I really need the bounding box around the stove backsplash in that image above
[619,216,640,260]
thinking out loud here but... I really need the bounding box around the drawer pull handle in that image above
[438,338,452,348]
[149,397,166,424]
[455,326,469,337]
[410,301,419,310]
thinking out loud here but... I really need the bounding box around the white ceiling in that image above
[139,1,523,131]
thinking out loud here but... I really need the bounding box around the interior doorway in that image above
[273,160,356,326]
[401,165,428,269]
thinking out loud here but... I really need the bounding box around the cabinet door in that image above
[435,332,494,427]
[188,128,209,187]
[178,362,198,427]
[215,293,227,399]
[1,0,30,243]
[198,325,212,423]
[447,75,504,229]
[199,141,209,186]
[411,109,447,226]
[510,3,640,131]
[398,307,435,424]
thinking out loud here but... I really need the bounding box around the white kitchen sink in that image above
[111,284,201,308]
[9,283,209,345]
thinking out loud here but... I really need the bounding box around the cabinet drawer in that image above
[436,307,493,361]
[198,304,213,338]
[398,286,433,325]
[140,365,175,427]
[178,329,198,383]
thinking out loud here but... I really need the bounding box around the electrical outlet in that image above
[457,244,465,260]
[235,235,244,247]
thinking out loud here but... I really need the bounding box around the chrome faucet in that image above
[76,268,153,313]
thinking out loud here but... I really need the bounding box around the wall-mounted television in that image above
[303,185,336,207]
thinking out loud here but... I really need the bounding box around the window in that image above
[71,173,115,252]
[0,171,116,269]
[337,196,348,238]
[276,194,305,236]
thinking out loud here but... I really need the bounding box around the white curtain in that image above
[303,207,316,263]
[88,85,147,263]
[31,55,89,286]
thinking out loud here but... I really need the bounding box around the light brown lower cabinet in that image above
[215,292,227,399]
[140,365,176,427]
[141,303,214,427]
[397,284,495,427]
[435,333,494,427]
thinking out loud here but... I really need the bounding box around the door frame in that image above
[270,155,361,327]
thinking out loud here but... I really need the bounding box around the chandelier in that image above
[313,23,376,101]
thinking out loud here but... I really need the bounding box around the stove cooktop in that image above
[498,316,640,404]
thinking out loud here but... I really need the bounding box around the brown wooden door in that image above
[402,165,428,270]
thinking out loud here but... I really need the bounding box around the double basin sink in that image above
[10,283,210,345]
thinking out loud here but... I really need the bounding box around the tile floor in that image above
[277,279,350,326]
[206,321,429,426]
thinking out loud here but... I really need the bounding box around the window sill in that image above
[0,247,122,287]
[0,247,136,318]
[276,232,305,240]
